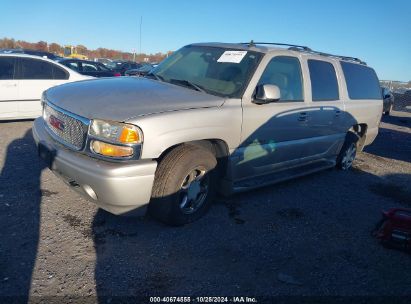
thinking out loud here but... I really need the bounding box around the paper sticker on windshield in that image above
[217,51,247,63]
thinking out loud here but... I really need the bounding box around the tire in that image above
[336,132,359,170]
[384,104,393,115]
[148,144,217,226]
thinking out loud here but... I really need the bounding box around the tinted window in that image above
[341,62,381,100]
[20,58,54,79]
[65,61,80,71]
[53,65,69,79]
[258,56,303,101]
[308,60,339,101]
[97,63,109,71]
[0,57,15,79]
[81,62,98,72]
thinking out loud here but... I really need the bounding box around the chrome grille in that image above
[44,103,88,150]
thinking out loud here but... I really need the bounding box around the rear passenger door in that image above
[16,57,69,118]
[305,58,346,157]
[0,57,19,119]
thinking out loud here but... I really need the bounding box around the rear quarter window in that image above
[53,65,69,80]
[0,57,15,79]
[340,62,381,100]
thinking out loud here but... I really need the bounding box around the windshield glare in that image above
[150,45,262,98]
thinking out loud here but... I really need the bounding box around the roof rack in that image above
[307,50,367,65]
[240,41,367,65]
[240,41,312,51]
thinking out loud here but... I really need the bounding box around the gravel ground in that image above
[0,111,411,303]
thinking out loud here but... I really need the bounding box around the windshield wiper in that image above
[145,72,164,82]
[169,78,206,93]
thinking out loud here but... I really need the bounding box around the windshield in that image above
[105,62,117,69]
[97,63,110,71]
[150,45,263,98]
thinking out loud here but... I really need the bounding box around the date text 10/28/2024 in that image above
[150,297,258,303]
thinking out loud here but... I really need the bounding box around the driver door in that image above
[233,55,315,180]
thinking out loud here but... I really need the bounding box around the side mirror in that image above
[253,84,281,104]
[384,94,390,99]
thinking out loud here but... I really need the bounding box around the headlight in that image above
[89,119,143,144]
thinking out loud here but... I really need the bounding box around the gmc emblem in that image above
[49,115,65,131]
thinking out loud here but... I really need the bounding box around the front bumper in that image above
[32,117,157,215]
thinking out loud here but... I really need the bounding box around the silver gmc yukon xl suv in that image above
[33,42,383,225]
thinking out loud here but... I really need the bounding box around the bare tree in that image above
[49,43,62,54]
[0,37,169,62]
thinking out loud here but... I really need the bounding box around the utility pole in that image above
[139,16,143,61]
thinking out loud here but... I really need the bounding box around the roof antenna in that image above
[248,40,255,47]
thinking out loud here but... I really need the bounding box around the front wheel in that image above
[336,132,358,170]
[148,145,217,226]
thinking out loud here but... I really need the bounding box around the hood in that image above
[45,77,225,122]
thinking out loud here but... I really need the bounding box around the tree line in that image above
[0,37,171,62]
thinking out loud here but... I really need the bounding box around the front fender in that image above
[128,100,242,159]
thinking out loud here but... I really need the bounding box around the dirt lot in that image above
[1,111,411,303]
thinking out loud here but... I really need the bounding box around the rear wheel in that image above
[148,144,217,226]
[384,104,393,115]
[337,132,359,170]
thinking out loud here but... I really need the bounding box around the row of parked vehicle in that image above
[0,49,156,120]
[0,48,157,77]
[64,59,155,77]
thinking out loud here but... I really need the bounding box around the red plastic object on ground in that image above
[375,208,411,252]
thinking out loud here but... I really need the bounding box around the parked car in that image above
[124,64,154,77]
[111,61,142,75]
[58,59,121,78]
[0,54,91,120]
[381,87,394,115]
[94,58,114,67]
[33,42,383,225]
[0,48,62,60]
[393,88,408,95]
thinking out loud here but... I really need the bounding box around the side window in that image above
[340,62,381,100]
[81,62,98,72]
[0,57,15,80]
[19,58,54,79]
[66,61,80,71]
[258,56,303,101]
[308,59,339,101]
[53,65,69,80]
[97,63,109,71]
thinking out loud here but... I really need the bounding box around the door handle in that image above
[298,112,307,121]
[2,83,17,88]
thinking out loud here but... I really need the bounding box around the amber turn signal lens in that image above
[91,140,133,158]
[119,127,140,144]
